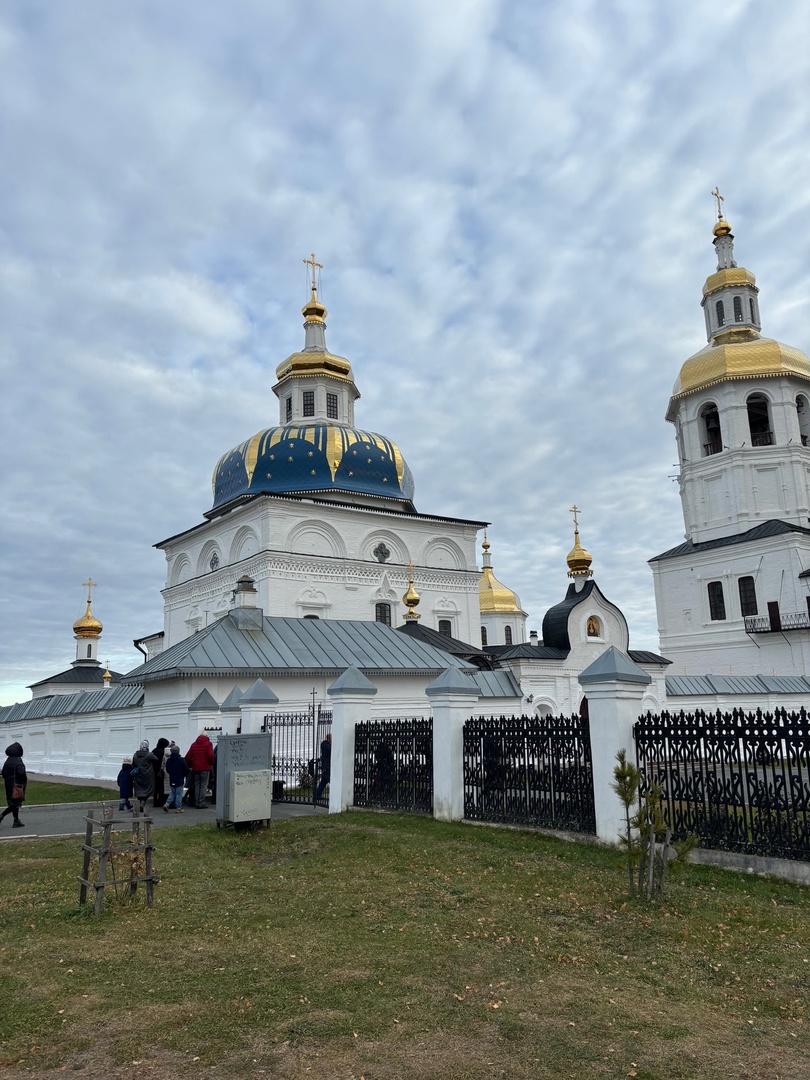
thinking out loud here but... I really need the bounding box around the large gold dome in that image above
[668,333,810,416]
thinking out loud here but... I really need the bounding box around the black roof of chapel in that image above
[650,519,810,562]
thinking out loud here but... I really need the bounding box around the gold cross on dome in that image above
[81,577,98,602]
[711,186,725,220]
[569,505,580,530]
[303,252,324,295]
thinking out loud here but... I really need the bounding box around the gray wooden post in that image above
[327,667,377,814]
[426,668,479,822]
[578,646,651,845]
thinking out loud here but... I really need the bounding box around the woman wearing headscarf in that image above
[130,740,158,814]
[1,742,27,829]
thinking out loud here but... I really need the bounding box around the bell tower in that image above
[667,195,810,544]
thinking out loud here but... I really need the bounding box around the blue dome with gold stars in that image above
[212,423,415,511]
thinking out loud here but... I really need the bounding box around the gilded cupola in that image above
[668,192,810,415]
[402,565,421,621]
[73,579,103,638]
[479,534,524,614]
[566,507,593,579]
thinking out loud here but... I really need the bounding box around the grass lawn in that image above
[21,781,118,806]
[0,812,807,1080]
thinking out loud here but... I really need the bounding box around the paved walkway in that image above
[0,775,326,840]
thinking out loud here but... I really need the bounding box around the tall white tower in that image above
[651,197,810,675]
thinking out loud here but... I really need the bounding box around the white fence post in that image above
[426,668,479,822]
[327,667,377,814]
[578,646,650,845]
[238,679,279,734]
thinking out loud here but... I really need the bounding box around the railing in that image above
[634,707,810,861]
[703,439,723,456]
[463,714,595,834]
[750,430,774,447]
[744,612,810,634]
[353,718,432,813]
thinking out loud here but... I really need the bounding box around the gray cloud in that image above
[2,0,809,701]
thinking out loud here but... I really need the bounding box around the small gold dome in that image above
[713,218,732,237]
[73,601,102,638]
[566,529,593,578]
[668,336,810,411]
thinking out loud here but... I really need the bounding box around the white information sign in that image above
[227,769,273,823]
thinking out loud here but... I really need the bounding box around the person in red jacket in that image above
[186,732,215,809]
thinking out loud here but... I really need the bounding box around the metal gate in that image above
[263,706,332,807]
[353,717,433,813]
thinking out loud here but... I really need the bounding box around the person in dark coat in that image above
[315,733,332,801]
[164,745,189,813]
[1,742,27,828]
[152,737,170,808]
[131,740,158,813]
[185,732,215,809]
[116,757,134,811]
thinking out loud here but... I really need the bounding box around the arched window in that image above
[481,626,488,647]
[504,626,513,645]
[733,296,743,322]
[438,619,452,636]
[715,300,725,327]
[707,581,726,621]
[87,644,92,658]
[285,396,292,422]
[375,603,392,626]
[749,297,757,322]
[738,576,758,617]
[747,393,773,446]
[587,615,601,637]
[700,402,722,456]
[796,395,810,447]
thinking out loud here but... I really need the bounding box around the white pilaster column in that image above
[426,668,480,822]
[579,647,651,845]
[327,667,377,814]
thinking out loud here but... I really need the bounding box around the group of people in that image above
[117,732,216,815]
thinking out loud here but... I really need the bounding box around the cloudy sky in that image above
[1,0,808,704]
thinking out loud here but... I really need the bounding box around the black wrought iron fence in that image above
[263,707,332,806]
[353,718,433,813]
[634,707,810,861]
[463,714,595,833]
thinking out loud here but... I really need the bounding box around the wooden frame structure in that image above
[78,806,157,912]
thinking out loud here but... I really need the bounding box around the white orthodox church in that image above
[3,202,808,778]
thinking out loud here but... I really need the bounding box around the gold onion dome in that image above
[567,527,593,579]
[73,600,102,638]
[713,218,732,237]
[479,536,524,614]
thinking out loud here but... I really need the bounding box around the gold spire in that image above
[301,251,327,323]
[402,563,421,621]
[479,534,524,614]
[103,661,112,684]
[566,505,593,579]
[711,186,731,236]
[73,578,103,638]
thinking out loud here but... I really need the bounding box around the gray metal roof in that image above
[122,613,474,684]
[0,684,144,725]
[650,519,810,562]
[466,669,521,698]
[666,673,810,697]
